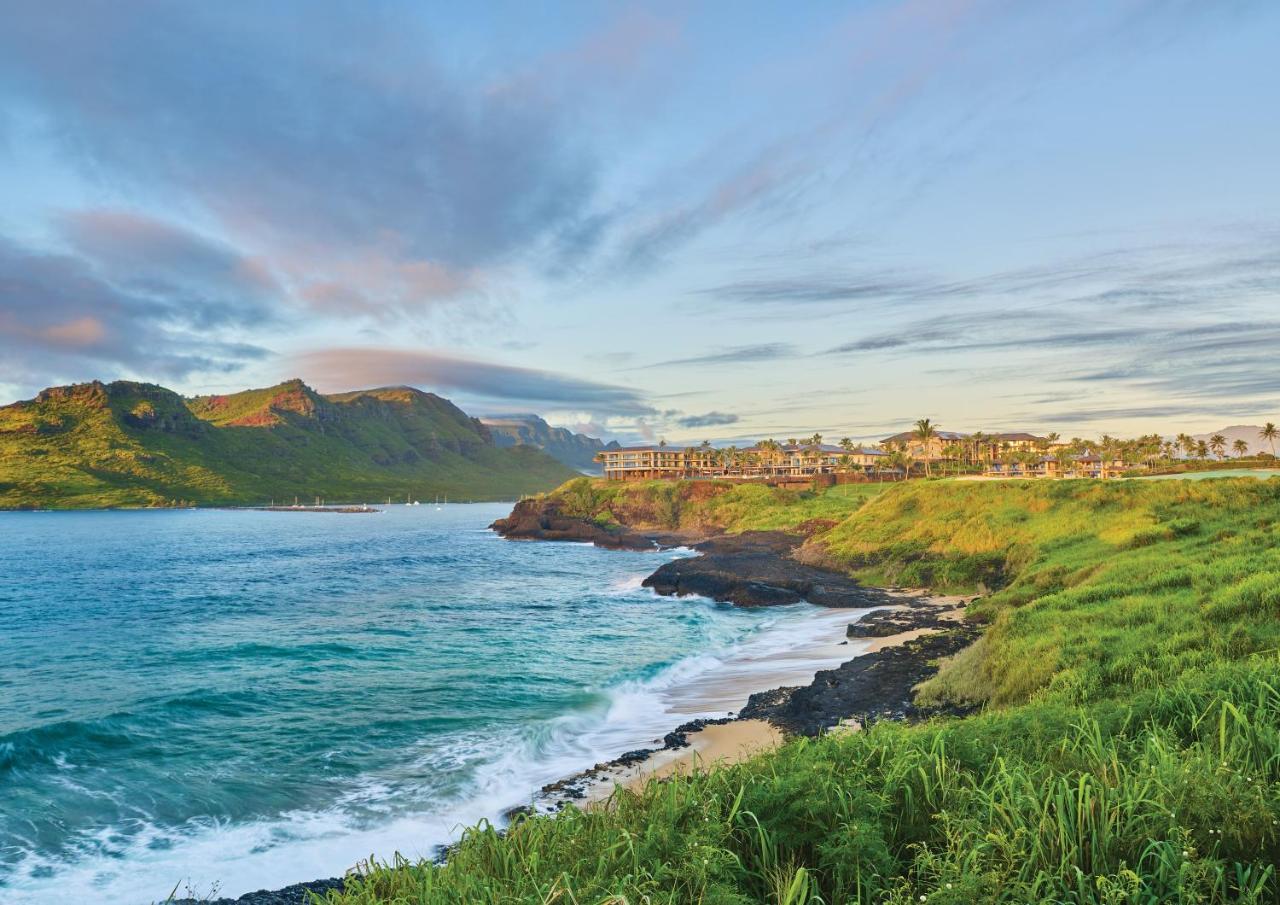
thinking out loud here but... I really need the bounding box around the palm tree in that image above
[969,431,987,469]
[885,450,911,481]
[1099,435,1118,479]
[1210,433,1227,460]
[1196,439,1209,460]
[1054,446,1074,479]
[757,438,782,476]
[839,437,855,452]
[913,418,938,478]
[1233,439,1249,458]
[942,443,963,477]
[1261,422,1277,458]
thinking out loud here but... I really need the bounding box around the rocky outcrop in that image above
[642,532,895,608]
[175,877,345,905]
[846,604,966,638]
[489,498,665,550]
[741,615,980,736]
[490,500,892,608]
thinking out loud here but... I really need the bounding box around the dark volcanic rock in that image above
[642,532,895,608]
[176,877,345,905]
[490,498,662,550]
[740,622,981,736]
[846,605,963,638]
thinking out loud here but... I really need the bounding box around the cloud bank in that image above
[290,347,654,417]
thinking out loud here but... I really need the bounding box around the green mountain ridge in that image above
[0,378,578,508]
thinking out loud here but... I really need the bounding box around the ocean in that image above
[0,504,864,903]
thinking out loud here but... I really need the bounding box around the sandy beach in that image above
[537,589,974,810]
[581,719,785,805]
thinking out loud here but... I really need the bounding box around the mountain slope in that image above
[0,380,577,508]
[1191,424,1275,457]
[481,413,618,472]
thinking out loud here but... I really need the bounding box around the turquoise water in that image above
[0,506,855,903]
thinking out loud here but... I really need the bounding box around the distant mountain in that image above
[1191,425,1276,457]
[0,379,577,508]
[481,413,619,473]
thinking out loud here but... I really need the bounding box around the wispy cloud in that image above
[0,3,622,322]
[706,236,1280,315]
[59,209,280,328]
[0,234,271,391]
[289,347,655,417]
[636,343,797,368]
[1027,400,1276,425]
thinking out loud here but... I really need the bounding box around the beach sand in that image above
[581,719,784,806]
[568,591,973,806]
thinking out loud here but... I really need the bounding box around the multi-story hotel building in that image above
[596,442,885,481]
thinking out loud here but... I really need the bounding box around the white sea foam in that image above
[3,601,878,905]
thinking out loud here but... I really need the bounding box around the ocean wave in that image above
[2,500,871,905]
[1,603,866,904]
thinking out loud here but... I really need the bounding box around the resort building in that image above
[881,429,969,462]
[596,442,886,481]
[980,432,1052,456]
[765,443,886,476]
[595,445,718,480]
[985,453,1127,479]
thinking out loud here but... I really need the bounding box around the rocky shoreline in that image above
[528,592,975,813]
[492,505,980,813]
[641,531,897,608]
[181,506,979,905]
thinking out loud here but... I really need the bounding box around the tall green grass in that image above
[318,478,1280,904]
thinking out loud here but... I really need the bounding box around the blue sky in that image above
[1,0,1277,443]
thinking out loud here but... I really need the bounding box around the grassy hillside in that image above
[0,380,576,508]
[546,476,887,534]
[321,477,1280,904]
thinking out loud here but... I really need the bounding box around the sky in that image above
[1,0,1277,444]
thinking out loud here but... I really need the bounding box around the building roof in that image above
[882,430,969,444]
[600,445,700,453]
[985,432,1045,442]
[778,443,849,453]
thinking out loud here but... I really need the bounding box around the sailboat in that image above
[436,493,444,511]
